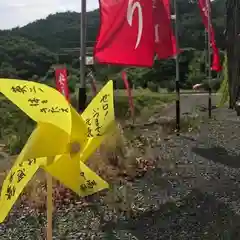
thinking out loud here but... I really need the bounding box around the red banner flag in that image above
[94,0,155,67]
[153,0,180,59]
[55,68,70,101]
[122,71,134,119]
[211,42,222,72]
[198,0,222,72]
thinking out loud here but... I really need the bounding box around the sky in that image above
[0,0,99,30]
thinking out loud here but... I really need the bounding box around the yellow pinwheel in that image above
[0,79,115,223]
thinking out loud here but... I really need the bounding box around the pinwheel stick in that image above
[46,157,54,240]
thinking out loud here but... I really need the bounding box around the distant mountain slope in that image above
[0,35,57,79]
[8,11,99,52]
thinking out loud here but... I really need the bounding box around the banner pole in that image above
[205,29,208,77]
[173,0,180,133]
[78,0,87,112]
[206,0,212,118]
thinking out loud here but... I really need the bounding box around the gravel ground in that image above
[1,94,240,239]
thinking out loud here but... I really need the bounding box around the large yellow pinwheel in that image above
[0,79,115,223]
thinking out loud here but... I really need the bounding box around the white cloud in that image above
[0,0,99,29]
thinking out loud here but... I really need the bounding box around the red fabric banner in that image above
[94,0,155,67]
[198,0,222,72]
[153,0,180,59]
[122,71,134,119]
[55,68,70,101]
[95,0,179,66]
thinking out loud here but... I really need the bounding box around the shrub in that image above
[147,82,158,92]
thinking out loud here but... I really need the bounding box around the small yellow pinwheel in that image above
[0,79,115,223]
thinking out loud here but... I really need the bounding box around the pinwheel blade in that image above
[0,156,46,223]
[44,154,109,196]
[70,105,88,150]
[80,80,116,163]
[0,122,69,223]
[78,160,109,197]
[15,123,69,162]
[43,154,80,193]
[82,80,115,137]
[0,79,72,134]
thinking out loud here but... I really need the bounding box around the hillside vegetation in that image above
[0,0,225,91]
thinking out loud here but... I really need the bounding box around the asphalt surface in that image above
[162,93,220,117]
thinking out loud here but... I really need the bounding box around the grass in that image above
[114,88,168,97]
[71,88,175,120]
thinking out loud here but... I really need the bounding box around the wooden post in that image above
[46,157,54,240]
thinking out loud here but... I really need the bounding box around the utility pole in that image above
[78,0,87,112]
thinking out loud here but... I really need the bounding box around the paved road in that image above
[162,93,220,117]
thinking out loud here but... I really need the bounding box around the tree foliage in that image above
[218,53,229,107]
[226,0,240,107]
[0,36,57,79]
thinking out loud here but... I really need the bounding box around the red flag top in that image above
[198,0,222,72]
[55,68,70,101]
[153,0,179,59]
[95,0,180,66]
[95,0,154,67]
